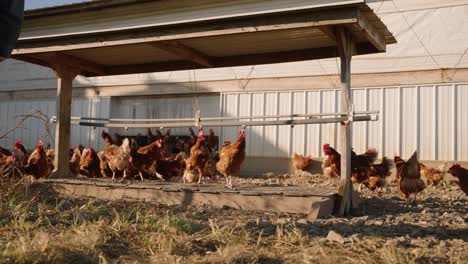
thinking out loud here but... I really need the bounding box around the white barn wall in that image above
[221,83,468,161]
[110,95,220,137]
[0,97,110,150]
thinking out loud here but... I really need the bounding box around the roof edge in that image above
[25,0,156,18]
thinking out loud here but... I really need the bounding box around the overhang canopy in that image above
[12,0,395,77]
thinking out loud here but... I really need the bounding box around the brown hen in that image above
[216,128,246,188]
[395,152,425,205]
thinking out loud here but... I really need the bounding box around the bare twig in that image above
[0,110,54,146]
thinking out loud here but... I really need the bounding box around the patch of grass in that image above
[0,177,466,263]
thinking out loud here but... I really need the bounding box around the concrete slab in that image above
[35,178,337,219]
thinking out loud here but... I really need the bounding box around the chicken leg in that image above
[119,170,128,182]
[226,176,236,189]
[197,168,204,184]
[138,171,144,182]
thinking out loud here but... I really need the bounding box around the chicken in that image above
[162,129,176,156]
[104,138,132,180]
[0,145,12,157]
[351,149,378,187]
[321,156,338,178]
[101,130,114,146]
[136,133,147,147]
[130,138,164,181]
[205,150,220,180]
[447,164,468,195]
[292,153,313,174]
[69,146,81,177]
[114,133,124,146]
[154,152,186,180]
[206,129,219,152]
[216,128,246,188]
[364,157,393,197]
[0,152,16,174]
[24,140,51,179]
[353,149,378,166]
[147,128,158,144]
[394,152,425,205]
[322,144,341,178]
[14,140,28,167]
[323,144,378,190]
[180,128,197,156]
[183,128,210,184]
[420,162,446,186]
[97,151,113,178]
[80,147,101,178]
[45,148,55,167]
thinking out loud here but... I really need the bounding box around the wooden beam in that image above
[14,8,359,54]
[150,41,214,68]
[318,26,337,43]
[28,52,107,76]
[335,26,354,216]
[49,65,79,179]
[106,46,338,76]
[349,9,386,52]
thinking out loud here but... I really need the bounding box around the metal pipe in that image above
[67,110,379,123]
[77,115,376,129]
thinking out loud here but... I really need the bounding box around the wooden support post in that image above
[49,65,78,179]
[336,26,354,216]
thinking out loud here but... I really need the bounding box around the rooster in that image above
[130,138,164,181]
[216,128,246,188]
[14,140,28,167]
[104,137,132,181]
[364,157,393,197]
[69,146,81,177]
[447,164,468,195]
[394,152,425,205]
[183,128,210,184]
[25,140,51,179]
[80,147,101,178]
[420,163,447,186]
[292,153,313,174]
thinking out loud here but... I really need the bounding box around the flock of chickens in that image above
[1,126,467,200]
[292,144,468,204]
[0,127,246,188]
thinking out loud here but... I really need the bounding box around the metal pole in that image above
[66,111,379,123]
[77,115,375,129]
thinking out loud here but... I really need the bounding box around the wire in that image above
[317,59,339,88]
[376,3,468,15]
[390,0,443,70]
[374,0,385,14]
[447,47,468,80]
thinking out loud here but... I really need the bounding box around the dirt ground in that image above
[0,172,466,264]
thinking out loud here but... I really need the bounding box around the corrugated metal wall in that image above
[221,83,468,161]
[0,97,110,150]
[110,95,220,136]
